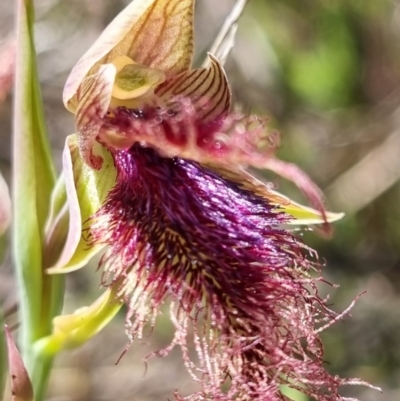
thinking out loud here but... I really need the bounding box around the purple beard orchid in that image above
[49,0,373,400]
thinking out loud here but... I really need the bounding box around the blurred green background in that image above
[1,0,400,400]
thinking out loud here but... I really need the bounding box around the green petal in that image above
[112,58,165,100]
[267,189,344,225]
[41,175,69,269]
[34,288,122,355]
[48,135,116,274]
[44,174,67,236]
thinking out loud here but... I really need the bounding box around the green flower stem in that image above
[31,286,122,400]
[13,0,64,399]
[26,352,52,401]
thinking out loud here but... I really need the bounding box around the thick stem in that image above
[24,349,53,401]
[13,1,63,399]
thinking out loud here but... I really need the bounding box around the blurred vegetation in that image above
[1,0,400,400]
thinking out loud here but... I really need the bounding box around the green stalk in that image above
[27,354,52,401]
[13,0,64,398]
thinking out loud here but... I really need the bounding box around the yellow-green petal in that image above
[267,189,344,225]
[48,135,116,274]
[111,56,165,100]
[34,287,122,355]
[42,175,68,268]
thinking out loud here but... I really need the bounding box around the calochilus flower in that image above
[49,0,373,400]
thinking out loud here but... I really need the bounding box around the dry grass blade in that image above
[202,0,249,67]
[326,129,400,214]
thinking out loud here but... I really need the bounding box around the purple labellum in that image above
[86,140,356,401]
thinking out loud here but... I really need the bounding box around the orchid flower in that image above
[47,1,371,400]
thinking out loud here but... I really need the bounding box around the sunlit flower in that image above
[50,0,372,400]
